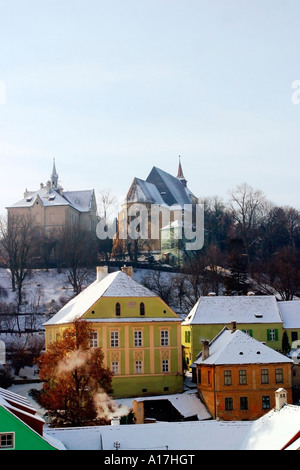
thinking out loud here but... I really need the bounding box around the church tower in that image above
[176,156,187,187]
[50,158,59,190]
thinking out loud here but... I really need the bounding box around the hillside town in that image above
[0,160,300,453]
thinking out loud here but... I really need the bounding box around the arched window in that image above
[140,302,145,316]
[115,302,121,316]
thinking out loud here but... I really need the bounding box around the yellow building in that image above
[43,267,183,398]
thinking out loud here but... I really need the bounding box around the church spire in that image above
[50,158,59,189]
[176,156,187,187]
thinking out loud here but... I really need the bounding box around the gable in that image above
[195,329,293,366]
[0,405,56,450]
[126,178,166,205]
[44,271,181,326]
[83,295,180,321]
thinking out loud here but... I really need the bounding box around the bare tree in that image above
[97,189,118,220]
[0,213,36,309]
[253,246,300,300]
[56,223,97,294]
[97,189,118,262]
[229,183,267,275]
[142,270,175,306]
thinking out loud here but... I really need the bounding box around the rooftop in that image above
[183,295,282,325]
[43,270,180,326]
[194,327,293,365]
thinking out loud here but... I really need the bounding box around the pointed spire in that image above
[176,156,187,187]
[50,158,59,189]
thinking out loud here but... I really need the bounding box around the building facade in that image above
[195,326,293,421]
[115,159,198,264]
[44,267,183,398]
[6,159,98,236]
[182,294,285,369]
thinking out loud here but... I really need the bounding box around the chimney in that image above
[201,340,210,360]
[111,417,120,426]
[231,321,237,333]
[208,292,216,296]
[96,266,108,282]
[275,388,287,411]
[121,265,133,277]
[247,291,255,296]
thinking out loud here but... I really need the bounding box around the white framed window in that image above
[0,433,14,449]
[134,330,142,347]
[161,330,169,346]
[135,360,143,374]
[269,329,276,341]
[111,361,119,375]
[89,331,98,348]
[162,359,169,373]
[110,331,119,348]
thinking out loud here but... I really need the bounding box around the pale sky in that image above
[0,0,300,216]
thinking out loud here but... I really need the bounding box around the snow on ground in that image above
[0,267,175,309]
[0,267,77,308]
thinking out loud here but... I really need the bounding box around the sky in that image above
[0,0,300,217]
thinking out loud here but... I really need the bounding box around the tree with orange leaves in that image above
[35,320,113,427]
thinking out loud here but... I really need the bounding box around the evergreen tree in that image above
[282,331,291,355]
[224,239,249,295]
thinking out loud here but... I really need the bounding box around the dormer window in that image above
[140,302,145,316]
[115,303,121,316]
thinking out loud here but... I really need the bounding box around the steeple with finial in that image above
[176,155,187,187]
[50,158,59,190]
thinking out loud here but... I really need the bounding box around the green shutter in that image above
[275,329,278,341]
[267,329,270,341]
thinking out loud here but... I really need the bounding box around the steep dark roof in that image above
[146,166,196,208]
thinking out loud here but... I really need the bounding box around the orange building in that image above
[195,325,293,421]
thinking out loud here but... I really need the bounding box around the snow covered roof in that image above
[126,178,166,205]
[7,186,70,208]
[278,300,300,329]
[194,328,292,366]
[134,392,211,421]
[242,404,300,450]
[44,271,162,326]
[7,186,95,213]
[0,387,45,428]
[63,190,95,212]
[182,295,282,325]
[44,402,300,450]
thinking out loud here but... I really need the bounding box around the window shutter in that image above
[275,329,278,341]
[267,329,270,341]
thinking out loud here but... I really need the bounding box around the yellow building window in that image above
[140,302,145,315]
[134,330,142,347]
[89,331,98,348]
[110,331,119,347]
[161,330,169,346]
[135,360,143,374]
[162,359,169,373]
[111,361,119,375]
